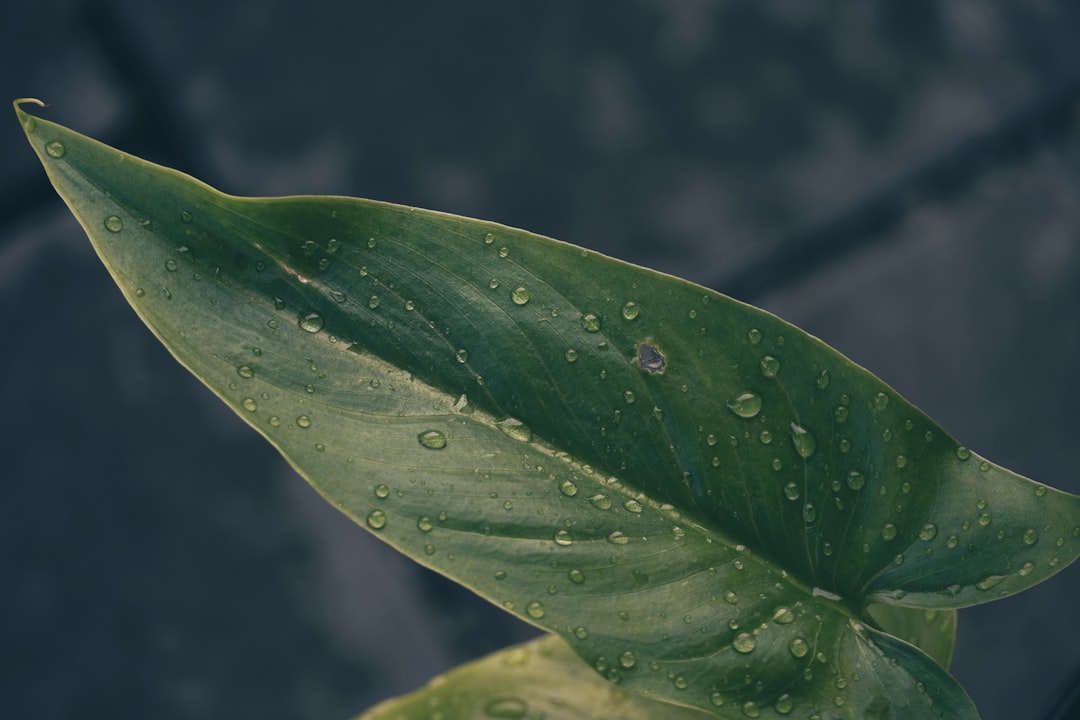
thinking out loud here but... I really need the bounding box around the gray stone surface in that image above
[3,1,1078,718]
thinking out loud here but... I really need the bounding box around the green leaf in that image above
[18,99,1080,719]
[865,605,957,670]
[358,634,715,720]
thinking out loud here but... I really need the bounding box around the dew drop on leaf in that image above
[237,365,254,379]
[45,140,66,158]
[774,694,794,714]
[637,343,666,373]
[564,349,578,363]
[298,312,324,333]
[783,482,800,501]
[1023,528,1039,545]
[747,328,762,345]
[919,523,938,541]
[789,423,816,459]
[104,215,123,233]
[366,509,387,530]
[417,516,434,532]
[726,392,762,419]
[846,470,866,490]
[483,697,528,719]
[569,569,586,584]
[732,632,756,654]
[417,429,447,449]
[881,523,898,540]
[607,530,630,545]
[525,601,546,619]
[760,355,780,378]
[296,415,312,428]
[619,650,637,668]
[510,286,530,305]
[374,484,390,499]
[241,397,257,412]
[789,637,809,658]
[553,530,573,546]
[581,313,602,332]
[621,301,640,320]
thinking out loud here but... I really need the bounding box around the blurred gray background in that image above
[3,1,1079,718]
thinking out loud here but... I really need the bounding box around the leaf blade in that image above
[19,100,1079,718]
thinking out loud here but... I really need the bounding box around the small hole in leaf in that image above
[638,343,666,374]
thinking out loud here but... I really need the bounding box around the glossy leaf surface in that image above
[359,635,714,720]
[18,100,1080,719]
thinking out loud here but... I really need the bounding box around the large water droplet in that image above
[497,417,532,442]
[589,494,612,510]
[417,516,434,532]
[299,312,324,333]
[619,650,637,668]
[873,392,889,410]
[742,701,761,718]
[581,313,602,332]
[919,523,938,541]
[104,215,123,233]
[526,600,546,619]
[607,530,630,545]
[366,509,387,530]
[773,606,795,624]
[760,355,780,378]
[500,283,528,306]
[45,140,66,158]
[789,423,816,459]
[846,470,866,490]
[374,484,390,499]
[553,530,573,546]
[484,697,528,719]
[774,694,794,715]
[816,370,830,389]
[241,397,257,412]
[789,637,809,658]
[747,328,763,345]
[237,365,255,379]
[975,574,1006,591]
[726,392,762,419]
[1023,528,1039,545]
[418,429,447,449]
[296,415,312,428]
[621,301,640,320]
[732,632,755,654]
[569,568,586,584]
[881,523,898,540]
[783,482,800,501]
[638,343,666,373]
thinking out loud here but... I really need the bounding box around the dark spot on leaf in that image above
[638,343,666,374]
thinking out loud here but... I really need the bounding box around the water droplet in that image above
[816,370,831,389]
[978,512,992,527]
[498,245,509,258]
[1018,528,1039,546]
[418,430,447,449]
[803,504,817,523]
[373,484,390,499]
[623,390,636,404]
[789,423,817,459]
[722,590,739,605]
[846,470,866,490]
[526,601,546,619]
[946,535,960,549]
[580,313,602,332]
[773,606,795,624]
[45,140,66,158]
[241,397,257,412]
[510,286,530,305]
[619,650,637,668]
[774,694,794,715]
[299,312,324,333]
[672,675,688,690]
[236,365,255,379]
[366,509,387,530]
[881,523,898,541]
[607,530,630,545]
[759,430,773,445]
[873,392,889,410]
[620,301,641,321]
[742,701,761,718]
[179,210,193,224]
[1035,485,1048,497]
[637,343,666,373]
[896,455,908,469]
[563,348,579,364]
[747,328,762,345]
[553,529,573,546]
[919,523,938,541]
[497,417,532,442]
[726,392,762,419]
[710,692,726,707]
[624,499,643,513]
[975,574,1006,591]
[783,482,800,501]
[366,237,377,249]
[296,415,312,428]
[789,637,809,658]
[956,446,971,460]
[588,494,611,510]
[733,633,758,654]
[104,215,123,233]
[416,516,435,532]
[558,479,578,497]
[1018,561,1036,577]
[484,697,528,719]
[268,415,281,427]
[760,355,780,378]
